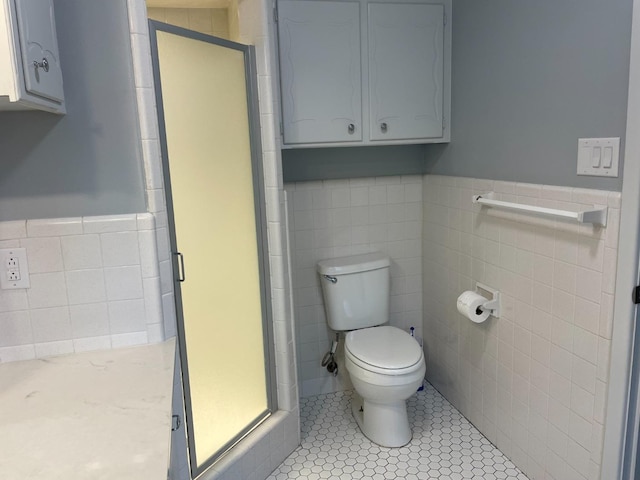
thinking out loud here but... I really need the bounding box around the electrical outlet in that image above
[0,248,30,289]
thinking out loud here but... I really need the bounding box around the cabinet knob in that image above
[347,123,355,134]
[380,122,388,133]
[33,58,49,73]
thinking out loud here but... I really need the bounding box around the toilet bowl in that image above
[344,325,426,447]
[317,252,426,448]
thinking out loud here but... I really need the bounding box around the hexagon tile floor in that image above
[267,382,529,480]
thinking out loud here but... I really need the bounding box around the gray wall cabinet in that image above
[278,0,362,145]
[276,0,451,148]
[0,0,65,113]
[368,3,444,142]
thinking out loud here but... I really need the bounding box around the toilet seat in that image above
[345,326,424,376]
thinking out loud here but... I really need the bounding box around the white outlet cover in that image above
[0,248,30,289]
[577,137,620,177]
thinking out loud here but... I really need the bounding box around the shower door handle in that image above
[172,414,181,431]
[175,252,186,282]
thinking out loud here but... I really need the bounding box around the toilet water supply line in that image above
[321,333,339,376]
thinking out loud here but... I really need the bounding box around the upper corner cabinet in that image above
[0,0,65,114]
[275,0,451,148]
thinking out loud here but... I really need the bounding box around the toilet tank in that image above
[317,252,390,331]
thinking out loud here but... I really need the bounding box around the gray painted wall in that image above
[429,0,633,191]
[284,1,633,188]
[0,0,145,221]
[282,145,428,182]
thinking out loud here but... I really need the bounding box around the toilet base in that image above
[351,391,412,447]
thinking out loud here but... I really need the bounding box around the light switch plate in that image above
[577,137,620,177]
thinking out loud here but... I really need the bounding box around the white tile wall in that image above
[126,0,174,341]
[285,175,424,398]
[0,213,163,363]
[422,175,620,480]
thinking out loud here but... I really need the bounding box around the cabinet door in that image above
[278,0,361,144]
[368,3,444,141]
[14,0,64,103]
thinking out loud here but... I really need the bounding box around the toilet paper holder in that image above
[476,283,501,318]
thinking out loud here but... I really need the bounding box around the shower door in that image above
[148,22,276,477]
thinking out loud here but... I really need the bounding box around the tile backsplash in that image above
[0,213,164,362]
[285,175,423,397]
[422,175,620,480]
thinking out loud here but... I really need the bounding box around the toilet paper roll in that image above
[456,291,491,323]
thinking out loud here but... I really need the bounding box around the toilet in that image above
[317,252,426,448]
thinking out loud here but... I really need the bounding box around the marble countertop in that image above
[0,339,176,480]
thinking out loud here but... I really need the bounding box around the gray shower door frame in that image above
[148,20,278,478]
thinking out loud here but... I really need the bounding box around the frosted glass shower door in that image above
[150,23,274,477]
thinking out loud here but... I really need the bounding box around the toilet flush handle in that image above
[323,275,337,284]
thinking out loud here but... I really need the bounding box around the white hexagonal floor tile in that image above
[267,383,529,480]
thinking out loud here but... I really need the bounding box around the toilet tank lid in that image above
[317,252,390,276]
